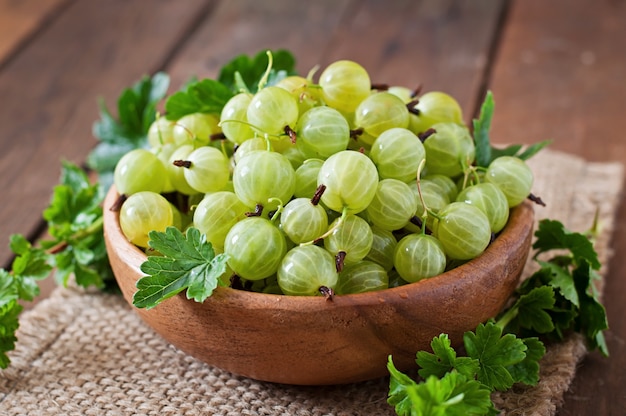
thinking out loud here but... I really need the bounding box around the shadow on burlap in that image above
[0,149,623,416]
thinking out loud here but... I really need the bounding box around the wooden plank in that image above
[164,0,355,90]
[0,0,214,267]
[488,0,626,414]
[320,0,508,125]
[166,0,506,124]
[0,0,70,65]
[489,0,626,161]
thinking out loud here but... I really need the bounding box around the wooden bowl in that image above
[103,185,534,385]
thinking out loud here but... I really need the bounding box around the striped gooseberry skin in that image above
[296,106,350,159]
[369,127,426,183]
[279,198,328,244]
[407,91,464,134]
[119,191,173,248]
[294,158,324,199]
[336,260,389,295]
[423,122,475,177]
[114,148,167,196]
[456,182,510,233]
[247,86,299,136]
[182,146,230,194]
[433,202,492,261]
[354,92,410,139]
[393,233,446,283]
[364,226,398,272]
[485,156,534,207]
[192,191,248,251]
[317,150,378,215]
[224,217,287,281]
[220,92,254,145]
[319,60,371,114]
[365,179,417,231]
[324,214,373,265]
[233,150,296,212]
[277,245,338,296]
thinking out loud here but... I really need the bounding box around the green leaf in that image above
[463,322,528,391]
[473,91,495,167]
[9,235,51,280]
[537,261,579,307]
[388,356,494,416]
[510,285,557,334]
[87,72,169,183]
[43,162,103,236]
[0,270,17,308]
[417,334,479,380]
[164,78,234,120]
[0,276,22,369]
[0,305,21,369]
[532,219,600,270]
[38,162,109,290]
[133,227,229,309]
[516,140,552,160]
[573,260,609,356]
[506,337,545,386]
[217,49,297,93]
[388,356,420,416]
[473,90,550,167]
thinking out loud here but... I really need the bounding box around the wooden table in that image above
[1,0,624,414]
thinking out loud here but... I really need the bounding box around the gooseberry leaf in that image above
[473,90,495,167]
[134,227,229,309]
[506,337,545,386]
[88,72,169,187]
[164,78,234,120]
[463,322,528,391]
[388,356,495,416]
[218,49,297,93]
[416,334,479,380]
[532,219,601,270]
[473,90,550,166]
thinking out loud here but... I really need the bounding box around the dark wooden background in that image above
[1,0,625,413]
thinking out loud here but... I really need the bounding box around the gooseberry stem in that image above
[415,159,430,234]
[417,128,436,142]
[245,204,264,217]
[172,160,192,168]
[311,185,326,206]
[257,50,274,91]
[268,198,284,222]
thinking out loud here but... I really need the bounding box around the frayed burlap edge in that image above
[0,149,623,416]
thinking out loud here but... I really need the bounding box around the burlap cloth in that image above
[0,149,623,416]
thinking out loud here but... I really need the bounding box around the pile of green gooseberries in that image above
[113,59,534,297]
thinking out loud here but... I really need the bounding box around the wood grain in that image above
[0,0,213,267]
[2,0,623,411]
[489,0,626,413]
[164,0,354,90]
[0,0,70,66]
[320,0,508,124]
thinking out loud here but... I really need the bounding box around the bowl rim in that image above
[103,184,535,309]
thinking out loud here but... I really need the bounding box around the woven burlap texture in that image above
[0,149,623,416]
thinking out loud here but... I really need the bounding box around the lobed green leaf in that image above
[133,227,229,309]
[463,322,528,391]
[217,49,297,93]
[164,78,234,120]
[532,219,600,270]
[417,334,479,380]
